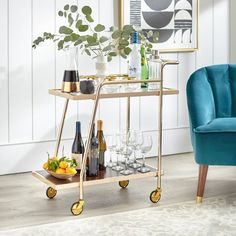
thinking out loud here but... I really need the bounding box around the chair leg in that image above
[196,165,208,203]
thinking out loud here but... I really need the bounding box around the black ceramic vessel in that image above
[61,70,80,93]
[80,79,95,94]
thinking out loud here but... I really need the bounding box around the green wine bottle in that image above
[141,45,149,88]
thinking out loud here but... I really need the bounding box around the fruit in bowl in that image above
[43,156,77,179]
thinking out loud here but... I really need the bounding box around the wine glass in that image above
[112,134,124,171]
[129,130,143,169]
[120,131,132,164]
[120,146,133,175]
[138,134,152,173]
[106,134,117,168]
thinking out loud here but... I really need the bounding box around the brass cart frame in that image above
[32,59,179,215]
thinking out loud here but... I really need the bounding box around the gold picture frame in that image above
[119,0,199,52]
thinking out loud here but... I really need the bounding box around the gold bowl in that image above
[45,169,76,180]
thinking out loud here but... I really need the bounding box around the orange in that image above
[59,161,68,169]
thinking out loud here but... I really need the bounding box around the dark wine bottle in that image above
[72,121,85,171]
[87,123,99,177]
[96,120,107,171]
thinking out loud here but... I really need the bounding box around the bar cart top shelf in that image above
[32,163,161,190]
[49,87,179,101]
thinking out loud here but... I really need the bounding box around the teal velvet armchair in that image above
[187,64,236,203]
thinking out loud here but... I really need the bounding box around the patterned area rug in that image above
[1,194,236,236]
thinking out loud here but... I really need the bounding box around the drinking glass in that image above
[112,134,124,171]
[138,134,152,173]
[120,146,133,175]
[120,131,132,164]
[106,135,117,168]
[129,130,143,169]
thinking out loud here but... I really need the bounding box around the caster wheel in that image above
[71,201,84,216]
[150,189,161,203]
[119,180,129,189]
[46,187,57,199]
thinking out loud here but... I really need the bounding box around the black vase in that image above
[61,70,80,93]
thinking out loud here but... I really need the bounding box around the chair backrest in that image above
[187,64,236,132]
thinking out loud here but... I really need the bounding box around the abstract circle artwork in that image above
[122,0,198,51]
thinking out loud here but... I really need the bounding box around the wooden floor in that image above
[0,153,236,231]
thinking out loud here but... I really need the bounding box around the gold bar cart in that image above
[32,59,179,215]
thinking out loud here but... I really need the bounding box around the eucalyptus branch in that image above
[32,4,159,61]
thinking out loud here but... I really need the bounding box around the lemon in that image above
[59,161,68,169]
[43,162,48,170]
[66,167,77,175]
[55,168,66,174]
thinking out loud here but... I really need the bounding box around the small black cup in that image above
[80,79,95,94]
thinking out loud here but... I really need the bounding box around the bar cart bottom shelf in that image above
[32,164,163,215]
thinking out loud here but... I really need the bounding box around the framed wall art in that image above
[119,0,199,52]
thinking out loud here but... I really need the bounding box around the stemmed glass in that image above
[112,134,124,171]
[106,134,117,168]
[120,146,133,175]
[120,131,132,164]
[129,130,143,169]
[138,134,152,173]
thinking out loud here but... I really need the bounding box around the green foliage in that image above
[32,4,159,62]
[94,24,105,32]
[48,157,77,172]
[70,5,78,13]
[78,25,88,32]
[58,11,63,17]
[124,47,132,55]
[111,30,121,39]
[59,26,73,34]
[64,4,69,10]
[82,6,92,15]
[68,13,74,26]
[58,40,64,50]
[99,36,109,43]
[75,19,82,29]
[86,15,94,23]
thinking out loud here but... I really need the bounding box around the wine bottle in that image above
[96,120,107,171]
[141,45,149,88]
[128,32,141,80]
[87,123,99,177]
[72,121,85,171]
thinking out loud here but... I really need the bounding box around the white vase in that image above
[95,55,108,78]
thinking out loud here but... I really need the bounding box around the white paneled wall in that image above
[9,0,32,143]
[33,0,56,141]
[0,0,230,174]
[0,0,8,144]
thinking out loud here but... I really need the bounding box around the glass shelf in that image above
[49,87,178,101]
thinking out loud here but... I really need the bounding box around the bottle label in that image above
[72,153,82,170]
[141,57,146,65]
